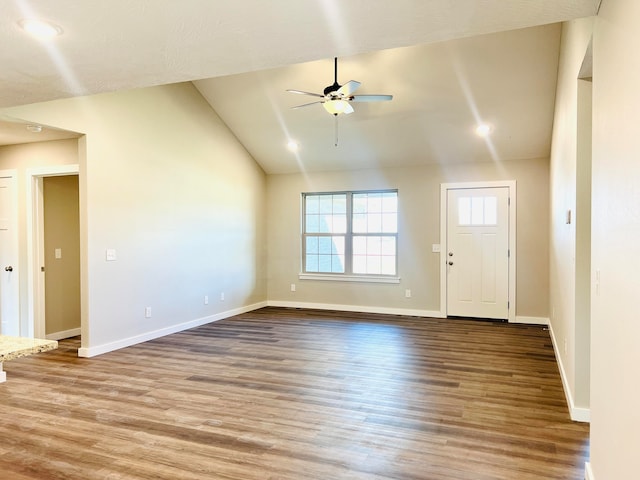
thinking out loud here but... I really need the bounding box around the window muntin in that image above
[302,190,398,276]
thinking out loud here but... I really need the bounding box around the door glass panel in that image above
[458,197,471,225]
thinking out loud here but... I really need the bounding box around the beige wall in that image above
[2,83,267,354]
[0,139,79,334]
[43,175,81,336]
[589,0,640,477]
[549,18,594,417]
[267,157,549,318]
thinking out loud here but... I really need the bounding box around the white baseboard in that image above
[78,301,267,358]
[46,327,81,341]
[514,315,549,325]
[267,300,444,319]
[585,462,594,480]
[548,322,591,423]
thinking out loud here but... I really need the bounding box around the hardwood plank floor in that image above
[0,307,589,479]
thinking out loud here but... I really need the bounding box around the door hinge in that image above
[508,301,510,310]
[508,249,510,258]
[508,197,511,206]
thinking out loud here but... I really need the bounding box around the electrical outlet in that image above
[405,289,411,298]
[220,292,225,301]
[291,283,296,292]
[204,295,209,305]
[144,307,152,318]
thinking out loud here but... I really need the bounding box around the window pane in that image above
[318,237,332,254]
[471,197,484,225]
[306,236,318,254]
[367,236,382,254]
[332,236,345,254]
[317,215,330,233]
[458,197,471,225]
[318,254,332,272]
[367,193,383,213]
[332,255,345,273]
[333,196,347,214]
[353,255,367,274]
[333,214,347,233]
[353,213,367,233]
[382,213,397,233]
[381,237,396,255]
[306,214,319,233]
[353,236,366,255]
[306,254,319,272]
[381,256,396,275]
[366,256,381,274]
[484,196,497,225]
[367,213,382,233]
[353,194,367,214]
[306,195,319,214]
[319,196,333,214]
[382,193,398,213]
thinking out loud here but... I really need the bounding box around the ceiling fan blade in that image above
[344,103,354,114]
[350,94,393,102]
[286,89,325,98]
[292,101,324,109]
[337,80,361,96]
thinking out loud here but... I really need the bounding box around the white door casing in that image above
[440,181,516,322]
[0,171,19,335]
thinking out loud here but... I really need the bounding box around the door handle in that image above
[448,252,454,257]
[5,266,13,272]
[448,261,453,266]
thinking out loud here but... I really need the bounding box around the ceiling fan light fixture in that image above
[323,99,351,115]
[286,140,299,152]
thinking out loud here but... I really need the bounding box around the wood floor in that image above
[0,307,589,480]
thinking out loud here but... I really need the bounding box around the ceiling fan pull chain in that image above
[334,114,339,147]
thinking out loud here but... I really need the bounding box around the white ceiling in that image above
[0,0,600,172]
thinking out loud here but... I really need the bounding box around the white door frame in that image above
[439,180,517,322]
[26,165,80,338]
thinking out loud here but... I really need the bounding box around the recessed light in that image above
[26,125,43,133]
[475,124,492,137]
[19,19,63,40]
[287,140,299,152]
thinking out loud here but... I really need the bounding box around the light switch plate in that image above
[55,248,62,259]
[106,249,117,261]
[432,244,441,253]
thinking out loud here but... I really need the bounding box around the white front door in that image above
[446,187,510,320]
[0,172,19,335]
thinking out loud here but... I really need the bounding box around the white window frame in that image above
[300,190,400,284]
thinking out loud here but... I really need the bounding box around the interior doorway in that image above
[26,165,80,340]
[43,175,80,340]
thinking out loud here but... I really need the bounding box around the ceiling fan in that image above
[287,57,393,116]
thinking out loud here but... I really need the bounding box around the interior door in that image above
[446,187,509,320]
[0,173,19,335]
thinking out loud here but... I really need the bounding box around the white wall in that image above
[2,83,267,355]
[267,158,549,319]
[589,0,640,477]
[548,17,594,419]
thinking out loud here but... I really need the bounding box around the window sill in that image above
[299,273,401,284]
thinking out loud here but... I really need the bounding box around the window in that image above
[302,190,398,277]
[457,195,497,226]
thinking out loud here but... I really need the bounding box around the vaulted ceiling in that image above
[0,0,600,173]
